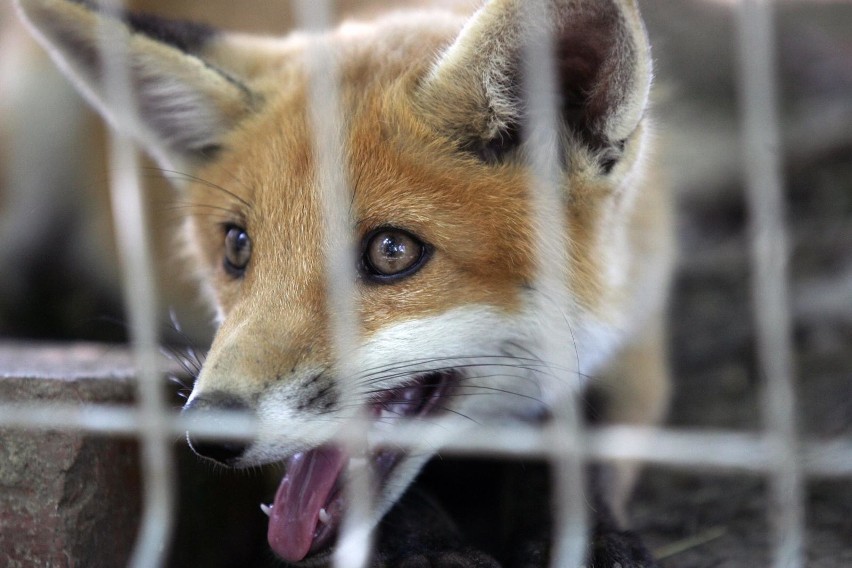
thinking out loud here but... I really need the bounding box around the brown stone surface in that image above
[0,343,141,568]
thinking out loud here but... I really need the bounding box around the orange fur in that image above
[18,0,673,561]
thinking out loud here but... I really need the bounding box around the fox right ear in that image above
[15,0,258,171]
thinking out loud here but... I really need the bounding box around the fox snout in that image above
[183,392,252,465]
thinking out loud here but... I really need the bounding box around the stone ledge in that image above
[0,342,141,568]
[0,342,137,382]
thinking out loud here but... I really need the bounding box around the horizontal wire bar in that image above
[2,403,851,476]
[0,403,256,439]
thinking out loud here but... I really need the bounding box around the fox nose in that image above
[183,392,251,465]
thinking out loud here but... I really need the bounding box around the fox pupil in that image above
[224,226,251,275]
[380,236,406,260]
[365,230,423,278]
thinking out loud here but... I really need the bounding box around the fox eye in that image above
[224,225,251,277]
[362,228,428,282]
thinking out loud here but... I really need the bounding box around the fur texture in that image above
[17,0,673,563]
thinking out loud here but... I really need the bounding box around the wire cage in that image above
[1,0,851,567]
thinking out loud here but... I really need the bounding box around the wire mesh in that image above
[92,0,175,565]
[736,1,804,566]
[291,1,375,566]
[2,0,851,567]
[519,2,587,565]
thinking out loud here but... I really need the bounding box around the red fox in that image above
[17,0,673,563]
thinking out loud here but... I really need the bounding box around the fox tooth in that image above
[260,503,272,517]
[318,508,331,524]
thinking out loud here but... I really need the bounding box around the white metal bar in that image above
[292,2,374,566]
[520,2,587,566]
[736,1,804,567]
[4,399,852,476]
[93,1,176,566]
[0,403,256,438]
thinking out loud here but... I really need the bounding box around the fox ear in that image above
[15,0,258,170]
[418,0,652,169]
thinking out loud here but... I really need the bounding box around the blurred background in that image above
[1,0,850,565]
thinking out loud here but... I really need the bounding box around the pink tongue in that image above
[268,446,347,562]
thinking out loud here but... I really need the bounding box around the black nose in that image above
[183,392,251,466]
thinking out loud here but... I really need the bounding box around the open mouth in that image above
[261,370,458,563]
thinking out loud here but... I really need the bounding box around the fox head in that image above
[18,0,669,563]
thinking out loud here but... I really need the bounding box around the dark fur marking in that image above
[196,144,223,160]
[311,384,338,411]
[68,0,216,54]
[296,376,338,412]
[125,12,216,55]
[462,123,522,164]
[598,138,626,175]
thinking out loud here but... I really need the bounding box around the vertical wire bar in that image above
[292,2,374,566]
[735,1,804,567]
[94,1,175,566]
[520,2,587,566]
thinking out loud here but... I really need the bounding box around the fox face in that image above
[18,0,673,563]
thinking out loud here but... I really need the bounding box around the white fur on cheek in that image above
[245,302,619,459]
[202,297,623,530]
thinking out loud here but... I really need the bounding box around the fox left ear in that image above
[418,0,652,169]
[15,0,258,171]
